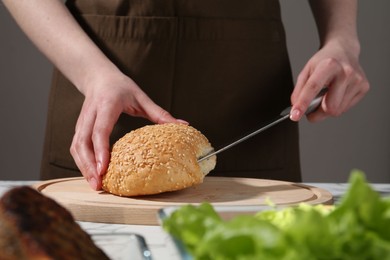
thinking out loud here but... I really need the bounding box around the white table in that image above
[1,181,390,260]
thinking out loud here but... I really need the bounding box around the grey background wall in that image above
[0,1,389,182]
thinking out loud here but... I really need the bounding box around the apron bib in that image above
[41,0,301,182]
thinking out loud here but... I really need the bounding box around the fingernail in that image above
[290,108,301,121]
[177,119,189,125]
[89,177,98,190]
[97,162,102,175]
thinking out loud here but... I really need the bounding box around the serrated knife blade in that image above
[198,88,327,163]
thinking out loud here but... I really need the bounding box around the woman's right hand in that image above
[70,71,187,190]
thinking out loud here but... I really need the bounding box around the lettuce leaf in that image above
[162,170,390,259]
[162,203,222,254]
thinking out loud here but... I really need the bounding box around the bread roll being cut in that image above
[102,123,216,196]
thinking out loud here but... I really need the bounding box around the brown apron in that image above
[41,0,301,182]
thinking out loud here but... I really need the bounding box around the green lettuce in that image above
[162,170,390,259]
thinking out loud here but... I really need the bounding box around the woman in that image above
[2,0,369,190]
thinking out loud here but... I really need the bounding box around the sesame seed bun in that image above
[102,123,216,196]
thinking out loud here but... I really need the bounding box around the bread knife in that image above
[198,88,327,163]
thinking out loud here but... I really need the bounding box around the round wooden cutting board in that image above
[34,177,333,225]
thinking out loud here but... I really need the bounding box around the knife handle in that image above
[305,87,328,115]
[280,87,328,117]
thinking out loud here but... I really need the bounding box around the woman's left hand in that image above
[289,40,370,122]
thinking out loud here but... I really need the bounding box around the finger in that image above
[70,103,101,190]
[345,89,366,112]
[332,85,360,116]
[339,72,370,114]
[291,64,310,104]
[133,92,188,124]
[151,108,178,124]
[92,104,121,177]
[291,59,343,121]
[319,73,348,117]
